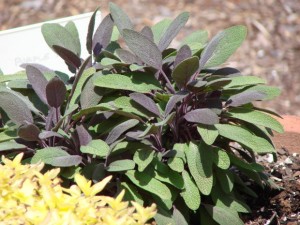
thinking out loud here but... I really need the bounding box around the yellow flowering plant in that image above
[0,153,156,225]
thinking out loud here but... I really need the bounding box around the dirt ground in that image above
[1,1,300,224]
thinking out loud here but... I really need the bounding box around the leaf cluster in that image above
[0,3,283,224]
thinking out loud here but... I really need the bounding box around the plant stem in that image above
[160,69,175,94]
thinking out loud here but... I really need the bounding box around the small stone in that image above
[292,153,299,157]
[266,153,274,163]
[293,171,300,177]
[284,157,293,164]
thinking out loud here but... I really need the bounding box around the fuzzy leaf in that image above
[109,2,133,34]
[181,170,201,210]
[165,91,188,115]
[151,19,172,44]
[200,25,247,69]
[126,170,172,200]
[172,208,188,225]
[80,140,110,157]
[246,85,280,100]
[116,49,139,64]
[123,29,162,69]
[184,108,219,125]
[0,87,33,125]
[223,76,265,89]
[130,93,161,117]
[0,72,27,83]
[121,182,144,205]
[186,142,213,195]
[204,204,244,225]
[215,124,275,153]
[212,148,230,170]
[94,73,161,93]
[105,119,139,144]
[107,159,135,172]
[70,67,95,106]
[42,23,80,55]
[26,65,48,104]
[46,77,66,108]
[217,169,234,194]
[64,21,81,55]
[93,14,114,52]
[158,12,189,51]
[86,8,99,53]
[38,131,63,139]
[141,26,154,41]
[174,45,192,67]
[181,30,208,47]
[75,125,92,146]
[154,161,184,189]
[226,90,266,107]
[172,56,199,88]
[18,123,40,141]
[197,124,218,145]
[211,185,251,213]
[80,73,107,109]
[133,148,155,172]
[167,157,184,173]
[31,147,82,167]
[227,108,283,133]
[0,141,26,152]
[52,45,81,69]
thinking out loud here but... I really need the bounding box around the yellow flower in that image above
[0,153,156,224]
[74,173,112,197]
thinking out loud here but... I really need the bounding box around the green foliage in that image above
[0,3,283,225]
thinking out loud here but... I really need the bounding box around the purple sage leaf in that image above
[26,65,48,104]
[165,91,188,115]
[53,45,82,69]
[174,45,192,68]
[76,124,92,146]
[141,26,154,42]
[46,77,66,108]
[18,123,40,141]
[92,14,114,52]
[158,12,189,51]
[106,119,139,144]
[184,108,219,125]
[86,8,99,54]
[129,93,161,117]
[123,29,162,70]
[226,90,266,107]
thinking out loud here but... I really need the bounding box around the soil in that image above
[1,1,300,224]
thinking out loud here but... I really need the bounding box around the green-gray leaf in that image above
[0,87,33,125]
[126,170,172,200]
[107,159,135,172]
[181,170,201,210]
[123,29,162,69]
[133,149,155,172]
[215,124,275,153]
[204,204,244,225]
[94,73,161,93]
[212,148,230,170]
[0,141,26,152]
[31,147,82,167]
[223,76,265,89]
[226,108,284,133]
[200,25,247,69]
[151,19,172,44]
[186,142,213,195]
[42,23,80,56]
[197,124,219,145]
[80,140,110,157]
